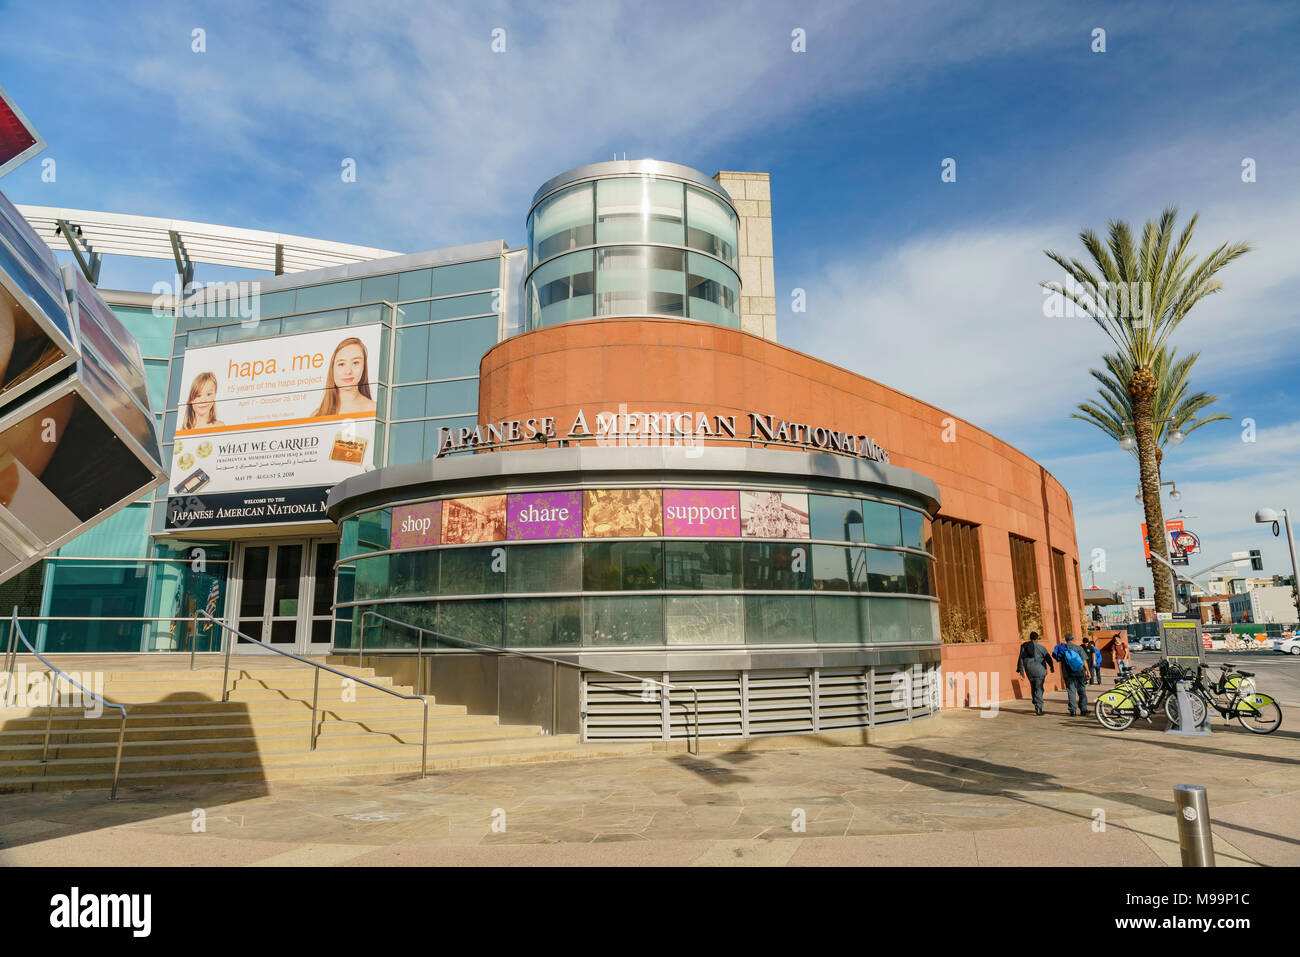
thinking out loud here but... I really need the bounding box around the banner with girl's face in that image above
[166,323,382,504]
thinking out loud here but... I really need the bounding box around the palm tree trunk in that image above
[1133,388,1174,613]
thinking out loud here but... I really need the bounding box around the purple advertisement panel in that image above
[663,489,741,537]
[507,490,583,540]
[391,501,442,549]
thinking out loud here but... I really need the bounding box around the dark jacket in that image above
[1017,640,1054,677]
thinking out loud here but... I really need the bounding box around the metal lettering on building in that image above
[435,408,889,464]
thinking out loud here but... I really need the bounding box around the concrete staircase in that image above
[0,662,645,793]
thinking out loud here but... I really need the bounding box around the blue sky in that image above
[2,0,1298,600]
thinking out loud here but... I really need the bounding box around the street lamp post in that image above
[1256,507,1300,622]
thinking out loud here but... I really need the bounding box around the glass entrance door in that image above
[232,538,336,655]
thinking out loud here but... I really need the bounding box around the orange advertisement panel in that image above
[442,495,506,544]
[582,489,663,537]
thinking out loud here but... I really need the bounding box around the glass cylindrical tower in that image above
[525,160,741,331]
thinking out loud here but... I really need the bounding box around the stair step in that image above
[0,724,545,761]
[0,741,652,792]
[0,732,578,777]
[0,698,455,720]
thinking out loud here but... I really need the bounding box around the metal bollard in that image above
[1173,784,1216,866]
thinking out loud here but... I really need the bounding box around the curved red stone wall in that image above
[479,317,1081,703]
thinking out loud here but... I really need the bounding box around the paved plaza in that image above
[2,688,1297,867]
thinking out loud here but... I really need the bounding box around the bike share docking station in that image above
[1162,619,1211,736]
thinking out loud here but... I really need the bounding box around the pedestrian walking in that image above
[1016,630,1054,715]
[1052,632,1090,716]
[1083,638,1102,685]
[1114,634,1131,673]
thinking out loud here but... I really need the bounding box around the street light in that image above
[1256,507,1300,621]
[1169,427,1185,445]
[1118,434,1136,451]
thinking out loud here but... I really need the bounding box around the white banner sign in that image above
[168,324,382,499]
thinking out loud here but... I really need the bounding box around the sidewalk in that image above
[1,687,1296,866]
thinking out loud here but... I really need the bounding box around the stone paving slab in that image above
[1,689,1296,866]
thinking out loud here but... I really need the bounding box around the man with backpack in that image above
[1016,630,1054,715]
[1052,633,1090,716]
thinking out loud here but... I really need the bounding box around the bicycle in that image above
[1167,661,1283,735]
[1095,658,1186,731]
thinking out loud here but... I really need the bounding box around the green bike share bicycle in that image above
[1165,661,1283,734]
[1096,658,1282,733]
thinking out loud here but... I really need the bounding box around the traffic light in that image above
[1250,549,1263,572]
[1138,587,1145,599]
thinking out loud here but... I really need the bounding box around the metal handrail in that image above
[198,611,429,778]
[361,610,701,754]
[5,608,128,800]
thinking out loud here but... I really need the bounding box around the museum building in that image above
[4,159,1083,742]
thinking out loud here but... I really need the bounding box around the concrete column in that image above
[713,171,777,342]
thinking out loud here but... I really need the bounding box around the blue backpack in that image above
[1053,643,1086,674]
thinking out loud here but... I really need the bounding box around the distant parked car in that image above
[1139,636,1161,652]
[1274,636,1300,656]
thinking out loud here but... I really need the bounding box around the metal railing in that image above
[4,608,128,800]
[198,611,429,778]
[360,610,701,754]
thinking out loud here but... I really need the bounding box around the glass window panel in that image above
[584,541,663,591]
[744,596,813,643]
[272,545,303,616]
[258,289,295,318]
[440,546,505,595]
[387,422,425,466]
[398,269,433,302]
[185,327,218,347]
[531,183,594,263]
[144,360,169,410]
[434,259,501,297]
[867,548,907,593]
[395,325,429,382]
[686,252,739,327]
[528,249,594,329]
[352,553,390,601]
[393,384,427,420]
[809,495,865,542]
[294,280,361,312]
[812,544,867,592]
[340,518,358,558]
[664,541,742,590]
[357,509,391,552]
[742,542,811,590]
[815,595,869,643]
[313,543,337,616]
[281,309,346,333]
[349,304,383,325]
[425,378,478,416]
[596,177,684,245]
[388,549,438,598]
[861,500,902,546]
[900,508,925,550]
[665,595,742,645]
[507,542,582,593]
[685,186,738,267]
[396,300,432,325]
[505,597,581,647]
[583,596,663,646]
[905,553,933,596]
[870,599,910,642]
[438,599,502,647]
[908,600,937,643]
[239,547,269,615]
[430,292,497,321]
[595,245,684,316]
[360,273,400,304]
[427,316,498,380]
[336,565,355,606]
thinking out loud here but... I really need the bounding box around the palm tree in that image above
[1044,208,1250,612]
[1073,347,1229,461]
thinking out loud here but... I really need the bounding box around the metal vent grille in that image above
[582,663,939,741]
[746,670,814,737]
[816,668,872,730]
